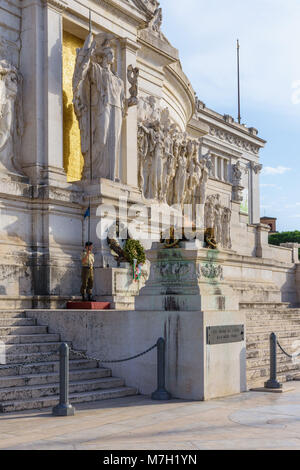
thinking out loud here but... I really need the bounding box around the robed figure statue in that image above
[73,33,125,181]
[0,45,23,176]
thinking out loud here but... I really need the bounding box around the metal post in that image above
[53,343,75,416]
[152,338,171,401]
[264,333,282,389]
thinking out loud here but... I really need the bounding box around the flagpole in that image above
[88,9,92,243]
[237,39,241,124]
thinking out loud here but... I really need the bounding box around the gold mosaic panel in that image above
[63,31,84,182]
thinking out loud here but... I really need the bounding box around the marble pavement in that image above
[2,383,300,450]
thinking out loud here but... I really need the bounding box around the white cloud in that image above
[262,166,291,175]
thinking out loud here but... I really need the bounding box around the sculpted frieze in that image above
[137,96,212,208]
[208,126,260,155]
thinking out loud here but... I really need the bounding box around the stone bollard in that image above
[264,333,282,390]
[52,343,75,416]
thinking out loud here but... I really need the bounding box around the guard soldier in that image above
[80,242,94,301]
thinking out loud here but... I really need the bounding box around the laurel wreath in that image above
[123,239,146,266]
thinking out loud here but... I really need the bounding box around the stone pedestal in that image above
[133,245,246,399]
[135,245,239,312]
[94,265,144,310]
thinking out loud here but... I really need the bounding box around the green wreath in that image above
[124,239,146,266]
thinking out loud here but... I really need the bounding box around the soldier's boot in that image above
[82,293,87,301]
[87,293,94,302]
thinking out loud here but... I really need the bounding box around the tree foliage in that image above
[269,231,300,257]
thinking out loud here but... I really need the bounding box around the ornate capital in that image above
[250,162,263,174]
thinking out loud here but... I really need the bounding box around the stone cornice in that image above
[42,0,67,13]
[207,125,261,156]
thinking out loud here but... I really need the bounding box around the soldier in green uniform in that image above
[80,242,95,301]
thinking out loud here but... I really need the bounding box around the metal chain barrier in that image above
[277,340,300,359]
[52,338,172,416]
[265,332,300,390]
[69,343,157,364]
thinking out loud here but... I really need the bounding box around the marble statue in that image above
[232,160,243,186]
[204,194,232,249]
[222,207,232,249]
[73,33,125,182]
[232,160,244,203]
[127,65,139,107]
[0,43,23,175]
[214,196,223,245]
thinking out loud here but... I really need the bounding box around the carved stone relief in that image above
[137,95,211,208]
[0,38,23,176]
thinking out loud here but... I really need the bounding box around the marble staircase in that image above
[244,302,300,389]
[0,310,137,413]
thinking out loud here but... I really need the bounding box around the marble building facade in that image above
[0,0,299,311]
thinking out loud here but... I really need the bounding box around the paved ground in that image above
[2,383,300,450]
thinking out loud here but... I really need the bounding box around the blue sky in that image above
[161,0,300,231]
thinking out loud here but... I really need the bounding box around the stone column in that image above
[20,0,67,184]
[120,38,140,188]
[20,0,45,183]
[250,162,263,224]
[43,0,67,184]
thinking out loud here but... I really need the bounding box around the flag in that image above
[84,206,90,219]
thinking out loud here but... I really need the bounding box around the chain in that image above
[2,344,158,370]
[277,341,300,360]
[69,343,157,364]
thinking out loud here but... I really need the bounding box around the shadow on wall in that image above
[240,346,247,392]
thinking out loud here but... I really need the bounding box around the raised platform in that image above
[66,301,111,310]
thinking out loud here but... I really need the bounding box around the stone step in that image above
[247,363,300,380]
[0,368,112,388]
[241,302,292,310]
[247,335,300,348]
[3,350,82,365]
[4,342,66,355]
[0,318,36,327]
[0,311,26,319]
[247,355,299,367]
[247,331,300,343]
[0,359,99,377]
[248,371,300,389]
[0,377,125,402]
[0,326,48,336]
[246,326,300,334]
[246,313,300,318]
[0,387,138,413]
[246,318,300,325]
[0,334,61,345]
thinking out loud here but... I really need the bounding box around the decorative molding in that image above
[41,0,67,13]
[208,125,260,155]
